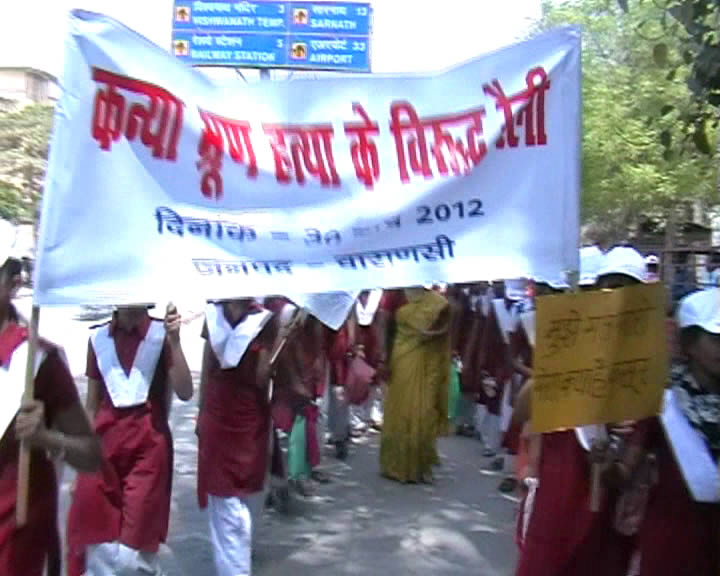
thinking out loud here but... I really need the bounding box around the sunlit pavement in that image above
[15,294,518,575]
[163,417,520,576]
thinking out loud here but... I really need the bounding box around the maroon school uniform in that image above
[0,320,78,576]
[516,430,613,576]
[479,300,514,414]
[197,306,276,508]
[517,423,647,576]
[511,312,533,384]
[503,311,534,454]
[67,315,174,570]
[637,417,720,575]
[461,294,490,397]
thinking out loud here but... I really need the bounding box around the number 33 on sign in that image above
[416,199,484,225]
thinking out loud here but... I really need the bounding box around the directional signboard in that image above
[172,1,372,72]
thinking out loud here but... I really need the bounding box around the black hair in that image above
[0,257,22,279]
[679,326,703,357]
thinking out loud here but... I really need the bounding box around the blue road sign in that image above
[171,1,372,72]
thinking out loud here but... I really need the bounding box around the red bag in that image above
[346,355,375,405]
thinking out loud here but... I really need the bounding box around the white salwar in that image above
[203,304,276,576]
[209,492,267,576]
[85,542,164,576]
[349,290,384,430]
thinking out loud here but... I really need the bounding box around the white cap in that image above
[534,275,570,291]
[676,288,720,334]
[579,246,606,286]
[505,278,526,301]
[645,254,659,266]
[0,219,18,268]
[598,246,647,284]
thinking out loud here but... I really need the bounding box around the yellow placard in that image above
[531,283,667,434]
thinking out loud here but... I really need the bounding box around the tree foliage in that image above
[538,0,718,236]
[0,104,53,223]
[621,0,719,109]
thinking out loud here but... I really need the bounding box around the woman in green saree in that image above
[379,287,451,483]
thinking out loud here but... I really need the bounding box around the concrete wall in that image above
[0,69,28,102]
[0,69,57,105]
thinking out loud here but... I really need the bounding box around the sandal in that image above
[498,477,518,493]
[311,470,332,484]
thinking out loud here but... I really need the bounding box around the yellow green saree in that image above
[380,289,451,483]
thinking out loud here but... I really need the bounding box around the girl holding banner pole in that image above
[0,222,101,576]
[67,303,193,576]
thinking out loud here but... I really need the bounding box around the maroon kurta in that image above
[517,424,647,576]
[461,298,488,397]
[67,316,173,558]
[637,419,720,575]
[197,311,275,508]
[511,318,533,384]
[449,290,472,356]
[271,316,329,466]
[331,318,380,404]
[0,321,78,576]
[329,327,350,388]
[479,302,513,415]
[503,317,534,454]
[516,430,613,576]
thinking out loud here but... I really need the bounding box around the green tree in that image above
[0,181,23,221]
[0,104,53,223]
[621,0,720,207]
[619,0,719,109]
[538,0,718,238]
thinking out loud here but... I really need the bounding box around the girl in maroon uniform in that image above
[0,227,101,576]
[67,303,192,575]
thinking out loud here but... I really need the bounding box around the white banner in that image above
[35,10,581,307]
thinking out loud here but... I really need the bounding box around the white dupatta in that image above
[661,389,720,503]
[91,320,166,408]
[481,293,491,316]
[206,304,272,369]
[575,424,608,452]
[355,289,383,327]
[0,341,47,439]
[492,299,517,345]
[519,310,536,348]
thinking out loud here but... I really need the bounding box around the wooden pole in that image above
[590,457,602,512]
[16,305,40,526]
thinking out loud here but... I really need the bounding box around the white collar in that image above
[91,320,166,408]
[481,293,491,316]
[206,304,272,369]
[575,424,608,452]
[355,289,383,326]
[492,299,516,344]
[520,310,535,348]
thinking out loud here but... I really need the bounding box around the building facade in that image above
[0,67,59,106]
